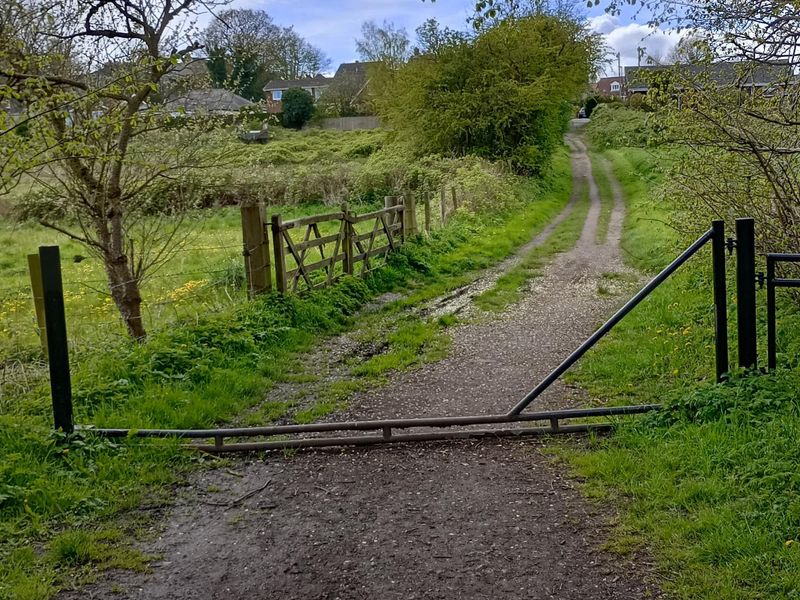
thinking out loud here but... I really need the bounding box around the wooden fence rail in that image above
[240,187,477,295]
[257,202,406,294]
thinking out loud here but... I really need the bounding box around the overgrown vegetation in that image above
[567,138,800,599]
[374,14,601,174]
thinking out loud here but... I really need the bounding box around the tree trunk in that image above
[104,253,146,340]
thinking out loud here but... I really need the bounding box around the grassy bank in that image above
[567,147,800,599]
[0,150,573,600]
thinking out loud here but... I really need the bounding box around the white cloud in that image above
[590,14,682,77]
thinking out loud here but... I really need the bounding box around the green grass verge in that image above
[0,149,574,599]
[565,145,800,599]
[473,177,587,312]
[589,153,614,245]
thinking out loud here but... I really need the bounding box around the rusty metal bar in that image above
[79,404,658,440]
[507,228,715,416]
[190,423,614,453]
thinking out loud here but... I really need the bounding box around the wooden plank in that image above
[353,244,392,263]
[327,221,345,285]
[286,253,346,279]
[354,229,389,243]
[289,232,341,253]
[281,211,345,229]
[350,206,402,223]
[381,213,395,251]
[284,230,314,291]
[27,254,48,358]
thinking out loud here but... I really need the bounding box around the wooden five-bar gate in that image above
[240,196,416,297]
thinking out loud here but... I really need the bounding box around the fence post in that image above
[403,191,417,237]
[767,255,777,370]
[423,192,431,235]
[27,254,48,358]
[440,185,447,226]
[240,205,272,298]
[38,246,73,433]
[342,202,354,275]
[735,217,757,370]
[451,185,459,211]
[271,214,287,293]
[711,220,729,381]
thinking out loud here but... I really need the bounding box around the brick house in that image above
[592,76,626,99]
[262,75,332,113]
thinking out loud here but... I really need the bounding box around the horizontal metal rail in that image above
[191,423,615,453]
[766,253,800,369]
[507,228,714,415]
[773,278,800,288]
[80,404,659,442]
[767,253,800,263]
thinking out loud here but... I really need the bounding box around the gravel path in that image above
[62,126,660,600]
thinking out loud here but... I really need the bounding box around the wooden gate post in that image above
[440,185,447,226]
[38,246,73,433]
[27,254,48,357]
[403,191,418,237]
[423,192,431,235]
[240,205,272,298]
[271,214,287,293]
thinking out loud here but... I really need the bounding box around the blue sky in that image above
[211,0,680,77]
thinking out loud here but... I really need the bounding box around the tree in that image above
[203,9,282,100]
[1,0,228,339]
[202,10,329,99]
[274,28,330,79]
[356,20,411,68]
[375,14,602,174]
[599,0,800,254]
[281,88,314,129]
[414,19,471,56]
[667,33,711,64]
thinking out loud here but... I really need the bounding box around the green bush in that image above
[375,15,601,174]
[586,104,658,149]
[281,88,315,130]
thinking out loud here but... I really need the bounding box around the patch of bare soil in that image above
[60,124,660,600]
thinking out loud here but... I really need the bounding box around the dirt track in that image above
[62,125,661,600]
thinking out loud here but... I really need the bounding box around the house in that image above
[163,88,253,115]
[262,75,331,113]
[593,76,626,99]
[625,61,792,96]
[317,61,382,117]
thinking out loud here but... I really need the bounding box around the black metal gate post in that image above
[767,255,776,370]
[735,218,757,370]
[39,246,74,433]
[711,220,729,381]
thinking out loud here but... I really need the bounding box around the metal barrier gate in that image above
[38,217,788,452]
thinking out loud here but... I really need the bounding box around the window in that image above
[272,90,282,100]
[610,82,620,92]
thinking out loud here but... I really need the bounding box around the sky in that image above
[210,0,682,78]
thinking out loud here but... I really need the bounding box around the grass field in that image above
[566,146,800,599]
[0,137,574,599]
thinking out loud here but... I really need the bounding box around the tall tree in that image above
[1,0,227,339]
[203,9,282,100]
[274,27,330,79]
[202,10,329,98]
[356,20,411,68]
